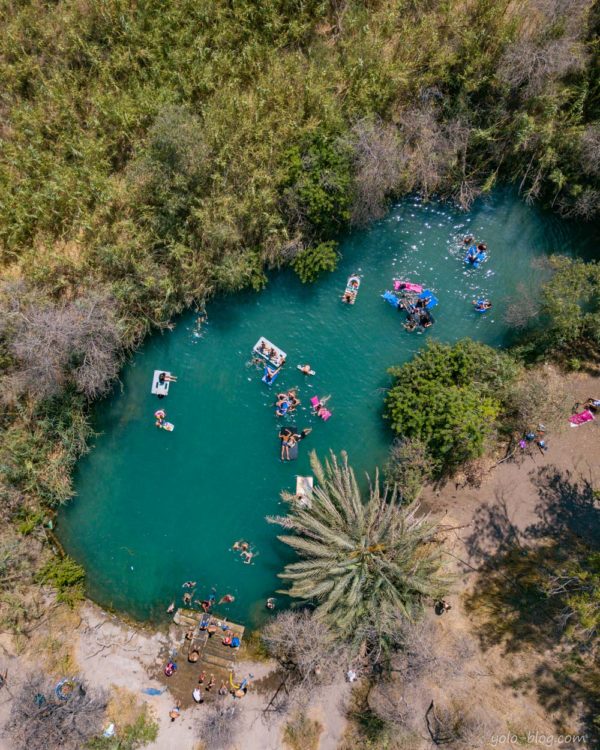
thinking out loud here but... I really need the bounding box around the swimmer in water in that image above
[266,597,276,610]
[299,364,313,375]
[241,550,254,564]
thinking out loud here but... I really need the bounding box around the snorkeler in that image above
[473,299,492,311]
[219,594,235,604]
[241,550,254,564]
[266,597,276,610]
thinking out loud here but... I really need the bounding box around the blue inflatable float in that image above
[382,290,401,308]
[464,246,487,268]
[418,290,438,310]
[262,367,279,386]
[474,299,492,313]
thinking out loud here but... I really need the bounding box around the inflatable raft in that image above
[342,275,360,304]
[151,370,171,397]
[418,290,438,310]
[474,299,491,313]
[464,246,487,268]
[393,280,423,293]
[262,367,280,386]
[253,337,287,367]
[295,476,314,507]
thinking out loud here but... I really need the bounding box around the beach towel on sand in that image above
[569,409,595,426]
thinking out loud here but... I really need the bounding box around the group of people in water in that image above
[275,389,300,416]
[398,291,435,331]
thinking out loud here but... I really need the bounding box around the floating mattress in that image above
[288,441,299,460]
[394,280,423,293]
[151,370,171,396]
[419,290,438,310]
[382,290,400,308]
[160,421,175,431]
[262,367,279,386]
[296,476,314,506]
[253,337,287,366]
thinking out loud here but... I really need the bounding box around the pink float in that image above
[393,280,423,293]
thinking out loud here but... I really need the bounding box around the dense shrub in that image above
[384,437,434,501]
[541,257,600,357]
[291,241,339,283]
[282,132,352,238]
[385,341,519,474]
[36,556,86,606]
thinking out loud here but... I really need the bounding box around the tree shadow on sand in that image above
[463,465,599,741]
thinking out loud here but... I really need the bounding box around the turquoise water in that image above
[58,190,597,624]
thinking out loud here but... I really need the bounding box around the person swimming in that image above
[298,364,313,375]
[473,299,492,311]
[266,597,276,610]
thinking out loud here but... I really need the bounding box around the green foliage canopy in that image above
[385,340,519,473]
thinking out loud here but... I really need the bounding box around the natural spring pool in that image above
[58,190,596,625]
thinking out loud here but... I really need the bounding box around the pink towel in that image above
[310,396,320,408]
[394,280,423,293]
[569,409,595,426]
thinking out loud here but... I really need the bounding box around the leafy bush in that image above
[385,340,519,474]
[36,555,85,606]
[384,437,434,502]
[540,256,600,358]
[292,241,339,283]
[282,132,352,238]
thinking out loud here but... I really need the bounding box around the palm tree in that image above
[270,451,447,651]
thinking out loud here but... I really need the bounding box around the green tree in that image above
[385,340,518,474]
[541,256,600,356]
[291,241,339,283]
[282,132,352,238]
[270,452,446,654]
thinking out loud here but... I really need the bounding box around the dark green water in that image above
[58,190,596,624]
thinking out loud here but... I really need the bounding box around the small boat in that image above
[341,275,360,304]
